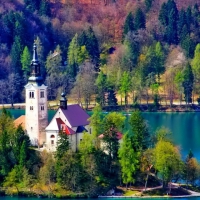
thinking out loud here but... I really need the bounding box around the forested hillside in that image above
[0,0,200,108]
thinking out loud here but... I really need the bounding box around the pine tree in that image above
[159,2,168,26]
[107,89,118,106]
[67,33,80,77]
[182,63,194,104]
[11,36,23,75]
[134,8,146,30]
[21,46,31,78]
[85,27,100,68]
[39,0,51,16]
[118,132,138,187]
[129,110,149,152]
[96,71,107,107]
[166,8,178,44]
[123,12,134,36]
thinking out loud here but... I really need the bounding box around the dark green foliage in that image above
[159,0,178,44]
[39,0,51,16]
[181,34,195,58]
[0,131,12,180]
[3,11,29,48]
[134,8,146,30]
[11,125,31,166]
[107,89,118,106]
[145,0,154,12]
[11,36,23,75]
[81,27,100,69]
[129,110,149,152]
[78,31,87,46]
[56,131,70,159]
[123,12,134,36]
[24,0,41,11]
[166,7,178,44]
[153,94,160,110]
[182,63,194,104]
[86,27,100,68]
[56,152,83,191]
[159,3,168,26]
[96,71,107,107]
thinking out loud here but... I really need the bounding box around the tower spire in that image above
[28,44,43,85]
[60,92,67,109]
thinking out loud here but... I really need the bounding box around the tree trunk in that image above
[144,174,149,191]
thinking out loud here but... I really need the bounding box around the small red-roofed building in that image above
[98,132,123,155]
[45,93,90,152]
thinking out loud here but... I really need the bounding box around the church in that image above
[15,44,90,152]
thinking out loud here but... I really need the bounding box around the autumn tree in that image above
[71,62,96,109]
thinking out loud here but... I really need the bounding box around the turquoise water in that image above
[1,197,200,200]
[8,109,200,160]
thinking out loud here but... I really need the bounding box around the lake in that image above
[8,109,200,160]
[1,197,200,200]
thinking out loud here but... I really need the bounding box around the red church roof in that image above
[98,132,123,140]
[56,118,75,135]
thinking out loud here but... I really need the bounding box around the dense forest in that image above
[0,0,200,108]
[0,107,200,197]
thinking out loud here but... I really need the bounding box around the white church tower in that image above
[25,44,48,146]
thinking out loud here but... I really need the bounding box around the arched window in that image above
[50,135,55,138]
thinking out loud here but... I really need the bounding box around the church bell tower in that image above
[25,44,48,146]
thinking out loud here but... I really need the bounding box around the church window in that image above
[51,140,54,145]
[29,91,34,98]
[40,91,44,98]
[50,135,55,138]
[41,105,44,110]
[30,106,33,110]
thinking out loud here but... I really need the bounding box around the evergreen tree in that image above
[118,132,138,187]
[85,27,100,68]
[96,71,107,107]
[145,0,154,12]
[159,2,168,26]
[56,131,70,159]
[119,71,131,106]
[182,63,194,104]
[107,88,118,106]
[11,36,23,75]
[46,45,62,75]
[129,110,149,152]
[89,105,104,136]
[181,34,195,58]
[123,12,134,36]
[134,8,146,30]
[21,46,31,78]
[78,31,87,46]
[67,33,80,77]
[77,45,89,65]
[166,8,178,44]
[39,0,51,16]
[102,112,125,162]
